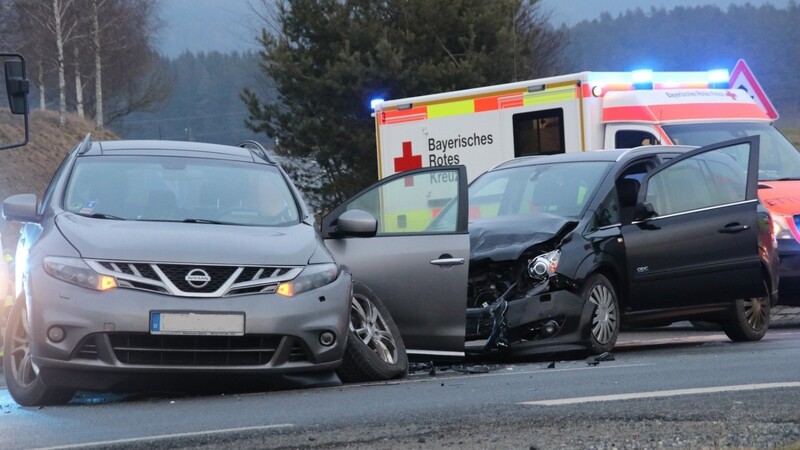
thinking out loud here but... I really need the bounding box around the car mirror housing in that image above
[3,193,40,223]
[5,59,29,115]
[336,209,377,237]
[633,201,657,221]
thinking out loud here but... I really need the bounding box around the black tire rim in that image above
[350,293,398,365]
[743,296,769,332]
[589,283,617,345]
[8,303,38,388]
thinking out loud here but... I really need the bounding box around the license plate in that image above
[150,312,245,336]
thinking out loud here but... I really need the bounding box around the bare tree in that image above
[49,0,83,126]
[1,0,167,127]
[91,0,104,127]
[72,45,84,117]
[84,0,169,127]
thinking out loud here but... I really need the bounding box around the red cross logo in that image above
[725,90,737,100]
[393,141,422,172]
[393,141,422,187]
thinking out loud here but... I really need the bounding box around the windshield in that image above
[468,161,612,220]
[662,122,800,181]
[64,156,299,226]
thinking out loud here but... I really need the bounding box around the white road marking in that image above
[30,423,295,450]
[520,381,800,406]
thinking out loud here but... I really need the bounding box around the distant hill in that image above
[0,110,118,250]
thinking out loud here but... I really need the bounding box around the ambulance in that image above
[372,60,800,305]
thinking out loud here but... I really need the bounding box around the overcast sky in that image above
[156,0,792,57]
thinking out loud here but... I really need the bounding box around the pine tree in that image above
[243,0,565,212]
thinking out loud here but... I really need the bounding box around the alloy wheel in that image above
[350,293,398,365]
[743,296,769,332]
[8,303,38,388]
[589,284,617,344]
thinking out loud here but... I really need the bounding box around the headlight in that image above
[276,263,338,297]
[527,250,560,281]
[43,256,117,291]
[771,214,795,240]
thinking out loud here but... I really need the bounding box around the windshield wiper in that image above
[79,212,125,220]
[773,177,800,181]
[182,218,233,225]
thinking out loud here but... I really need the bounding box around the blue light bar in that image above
[631,69,653,84]
[707,69,729,83]
[370,98,385,110]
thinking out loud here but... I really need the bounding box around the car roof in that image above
[490,145,697,171]
[80,140,270,164]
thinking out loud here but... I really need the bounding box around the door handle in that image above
[718,223,750,234]
[430,257,465,266]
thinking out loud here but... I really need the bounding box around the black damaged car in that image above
[321,136,777,370]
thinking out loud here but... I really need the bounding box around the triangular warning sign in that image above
[729,59,779,120]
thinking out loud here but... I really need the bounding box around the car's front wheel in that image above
[337,282,408,382]
[584,274,619,354]
[722,293,770,342]
[3,299,75,406]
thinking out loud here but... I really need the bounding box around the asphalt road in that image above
[1,321,799,449]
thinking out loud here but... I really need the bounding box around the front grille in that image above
[109,333,284,366]
[90,261,303,297]
[159,264,237,293]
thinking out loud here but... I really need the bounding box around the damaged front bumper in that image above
[465,285,590,356]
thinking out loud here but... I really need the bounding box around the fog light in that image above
[319,331,336,347]
[47,326,65,343]
[542,320,559,337]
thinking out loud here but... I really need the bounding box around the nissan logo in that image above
[185,268,211,288]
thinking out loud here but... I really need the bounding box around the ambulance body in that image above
[373,66,800,305]
[374,69,772,181]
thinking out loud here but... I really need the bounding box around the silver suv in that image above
[2,137,360,405]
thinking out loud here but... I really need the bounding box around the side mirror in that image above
[1,54,30,151]
[633,201,657,221]
[5,59,29,115]
[3,194,40,223]
[336,209,377,237]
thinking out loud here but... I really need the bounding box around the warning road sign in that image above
[729,59,779,120]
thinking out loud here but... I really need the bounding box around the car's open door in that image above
[322,166,469,356]
[623,136,764,310]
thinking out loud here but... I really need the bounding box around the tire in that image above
[584,274,619,354]
[3,299,75,406]
[337,282,408,383]
[0,303,10,372]
[722,293,770,342]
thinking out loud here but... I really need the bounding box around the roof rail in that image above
[77,132,93,154]
[238,140,276,164]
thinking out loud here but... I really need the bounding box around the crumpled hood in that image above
[469,213,575,263]
[56,213,319,265]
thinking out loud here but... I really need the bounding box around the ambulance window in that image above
[615,130,659,149]
[513,108,565,157]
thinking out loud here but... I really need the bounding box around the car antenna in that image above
[77,132,93,154]
[238,140,276,164]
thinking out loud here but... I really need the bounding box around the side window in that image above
[592,188,620,230]
[513,108,565,157]
[347,169,461,235]
[645,144,749,216]
[41,152,74,215]
[615,130,659,149]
